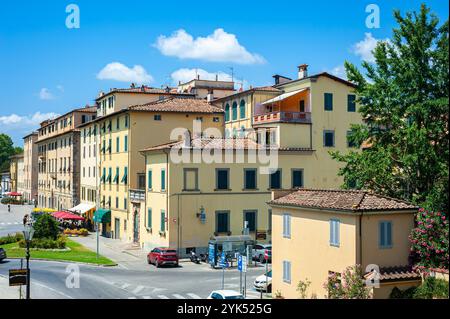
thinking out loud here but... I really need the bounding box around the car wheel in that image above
[155,260,160,268]
[267,284,272,293]
[259,255,265,263]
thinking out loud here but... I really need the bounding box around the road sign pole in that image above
[222,267,225,290]
[96,221,99,259]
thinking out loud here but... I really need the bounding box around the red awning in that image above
[52,211,85,221]
[7,192,22,197]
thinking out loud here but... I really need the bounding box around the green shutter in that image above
[147,208,152,228]
[161,169,166,191]
[148,170,152,189]
[347,94,356,112]
[160,210,166,232]
[325,93,333,111]
[240,100,246,119]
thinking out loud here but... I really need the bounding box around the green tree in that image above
[33,214,60,240]
[331,4,449,213]
[0,134,23,172]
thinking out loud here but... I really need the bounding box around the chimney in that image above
[207,93,214,103]
[130,83,136,88]
[197,74,200,80]
[298,64,309,79]
[215,74,219,81]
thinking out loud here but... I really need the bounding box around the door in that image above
[133,211,139,243]
[114,218,120,240]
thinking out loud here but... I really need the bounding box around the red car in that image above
[147,248,179,268]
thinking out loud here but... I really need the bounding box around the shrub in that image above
[0,233,24,245]
[1,197,25,205]
[297,278,311,299]
[389,286,417,299]
[324,265,372,299]
[18,236,67,249]
[33,214,59,240]
[413,276,449,299]
[409,209,449,269]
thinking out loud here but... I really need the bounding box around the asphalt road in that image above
[0,203,269,299]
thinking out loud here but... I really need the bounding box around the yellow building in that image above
[22,132,39,203]
[140,137,314,255]
[177,77,236,100]
[9,153,24,193]
[86,98,224,240]
[36,106,97,210]
[268,189,420,299]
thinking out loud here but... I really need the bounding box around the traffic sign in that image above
[264,250,270,260]
[237,255,243,272]
[219,252,229,268]
[9,269,28,286]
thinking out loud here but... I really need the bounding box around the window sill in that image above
[182,189,200,192]
[214,189,232,192]
[242,188,259,191]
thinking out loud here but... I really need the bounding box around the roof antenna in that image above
[229,67,234,83]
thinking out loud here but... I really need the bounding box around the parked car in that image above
[147,248,179,268]
[252,244,272,263]
[254,270,272,292]
[0,248,6,262]
[207,290,245,300]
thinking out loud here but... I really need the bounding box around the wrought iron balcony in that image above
[253,111,311,124]
[129,189,145,202]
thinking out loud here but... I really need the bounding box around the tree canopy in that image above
[0,133,23,172]
[332,4,449,213]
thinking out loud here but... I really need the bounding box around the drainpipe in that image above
[359,213,363,266]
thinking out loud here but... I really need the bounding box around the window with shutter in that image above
[379,221,393,248]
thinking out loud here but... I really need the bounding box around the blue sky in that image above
[0,0,448,146]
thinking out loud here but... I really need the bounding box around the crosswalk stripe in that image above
[187,293,202,299]
[121,283,131,290]
[173,294,186,299]
[132,285,145,295]
[157,295,169,299]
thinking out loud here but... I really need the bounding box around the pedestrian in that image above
[8,204,11,212]
[23,214,29,226]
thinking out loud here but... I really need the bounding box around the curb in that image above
[6,257,118,267]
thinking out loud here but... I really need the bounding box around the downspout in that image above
[359,213,363,266]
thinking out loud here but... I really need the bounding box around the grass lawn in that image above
[1,238,116,266]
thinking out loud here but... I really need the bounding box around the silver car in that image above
[252,244,272,263]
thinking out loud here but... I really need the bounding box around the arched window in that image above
[239,100,246,119]
[232,102,238,121]
[225,104,230,122]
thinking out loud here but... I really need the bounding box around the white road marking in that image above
[121,283,131,290]
[128,297,137,299]
[173,294,186,299]
[132,285,145,295]
[187,293,202,299]
[143,296,152,299]
[158,295,169,299]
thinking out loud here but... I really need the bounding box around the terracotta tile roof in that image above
[74,106,97,113]
[213,86,281,103]
[269,189,418,212]
[129,98,224,114]
[96,86,194,100]
[365,266,421,283]
[141,137,280,152]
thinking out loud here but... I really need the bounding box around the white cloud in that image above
[0,112,60,127]
[331,65,347,79]
[155,28,265,64]
[352,33,387,63]
[39,88,55,100]
[97,62,153,84]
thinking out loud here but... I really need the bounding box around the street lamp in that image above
[23,223,34,300]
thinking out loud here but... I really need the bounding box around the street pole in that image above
[222,266,225,290]
[96,221,99,259]
[26,240,30,300]
[244,270,247,298]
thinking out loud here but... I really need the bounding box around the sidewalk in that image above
[0,274,22,299]
[70,233,147,269]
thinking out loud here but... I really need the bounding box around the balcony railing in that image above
[253,111,311,124]
[129,189,145,202]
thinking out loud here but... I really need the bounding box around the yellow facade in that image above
[270,204,417,299]
[36,107,96,210]
[22,133,38,202]
[95,109,224,241]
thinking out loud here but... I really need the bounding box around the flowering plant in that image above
[323,265,371,299]
[409,208,449,269]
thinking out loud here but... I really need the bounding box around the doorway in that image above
[114,218,121,240]
[133,210,139,243]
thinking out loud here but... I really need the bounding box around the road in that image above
[0,203,270,299]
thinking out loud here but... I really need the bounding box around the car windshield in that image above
[163,250,177,254]
[225,295,245,299]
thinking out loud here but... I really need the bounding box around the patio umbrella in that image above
[52,211,85,221]
[7,192,22,197]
